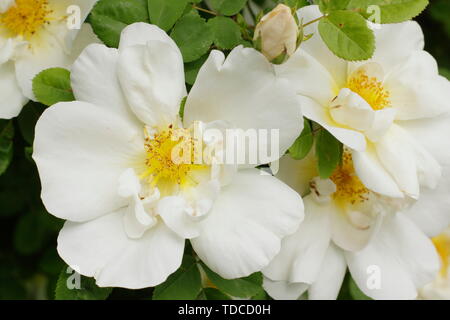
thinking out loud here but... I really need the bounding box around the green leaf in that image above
[208,16,242,50]
[279,0,310,9]
[0,120,14,176]
[318,0,350,13]
[13,212,47,255]
[318,10,375,61]
[89,0,150,48]
[171,12,213,62]
[201,288,232,300]
[17,102,46,145]
[55,266,112,300]
[347,0,429,24]
[148,0,188,31]
[210,0,247,16]
[315,128,342,179]
[153,255,202,300]
[185,54,208,86]
[201,263,263,298]
[32,68,74,106]
[349,277,372,300]
[289,119,313,160]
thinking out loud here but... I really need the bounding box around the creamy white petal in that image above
[58,208,185,289]
[0,61,27,119]
[157,196,201,239]
[370,21,424,74]
[70,43,138,123]
[352,147,403,198]
[346,213,440,300]
[275,154,317,197]
[276,48,337,106]
[119,22,180,52]
[14,23,99,100]
[385,51,450,120]
[191,168,304,279]
[296,5,348,86]
[263,195,331,284]
[184,47,303,162]
[263,278,308,300]
[308,243,346,300]
[33,101,144,222]
[117,41,185,127]
[299,95,366,151]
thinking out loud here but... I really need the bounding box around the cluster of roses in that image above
[1,0,450,300]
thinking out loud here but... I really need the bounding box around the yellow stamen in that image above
[1,0,52,40]
[432,233,450,278]
[140,125,203,188]
[330,152,369,206]
[347,69,390,111]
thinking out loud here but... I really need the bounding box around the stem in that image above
[192,4,218,16]
[302,15,325,28]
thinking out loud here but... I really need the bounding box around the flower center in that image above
[347,69,390,111]
[140,125,203,188]
[0,0,52,39]
[330,152,369,205]
[432,233,450,278]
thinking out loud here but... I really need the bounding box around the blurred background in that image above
[0,0,449,299]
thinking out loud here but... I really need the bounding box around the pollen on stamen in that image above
[330,152,370,206]
[140,125,203,188]
[0,0,53,40]
[347,70,391,111]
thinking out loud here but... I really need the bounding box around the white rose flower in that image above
[261,5,450,300]
[33,23,305,289]
[277,5,450,201]
[420,227,450,300]
[0,0,99,119]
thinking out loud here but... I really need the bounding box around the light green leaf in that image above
[347,0,429,24]
[0,120,13,176]
[289,119,313,160]
[148,0,188,31]
[279,0,310,9]
[315,128,342,179]
[171,12,213,62]
[55,266,112,300]
[318,0,350,13]
[318,10,375,61]
[208,16,242,50]
[89,0,149,48]
[32,68,74,106]
[201,263,263,298]
[153,255,202,300]
[210,0,247,16]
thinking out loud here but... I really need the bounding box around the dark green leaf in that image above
[315,128,342,179]
[148,0,188,31]
[32,68,74,106]
[89,0,150,48]
[55,266,112,300]
[17,102,46,145]
[318,10,375,61]
[0,120,14,176]
[208,16,242,50]
[349,276,372,300]
[201,263,263,298]
[201,287,231,300]
[185,54,208,86]
[210,0,247,16]
[153,254,202,300]
[289,119,313,160]
[171,12,213,62]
